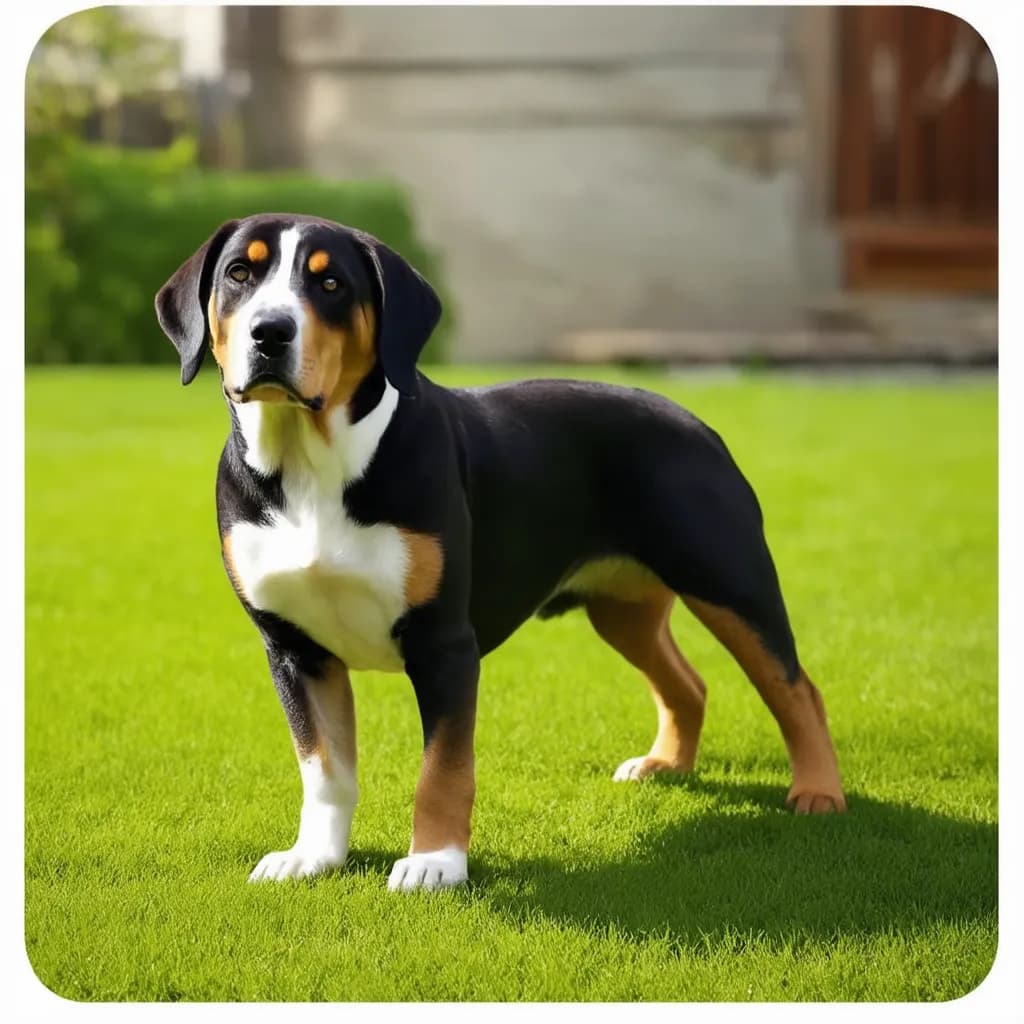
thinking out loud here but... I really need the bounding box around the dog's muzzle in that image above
[250,312,296,359]
[230,373,323,411]
[228,310,324,411]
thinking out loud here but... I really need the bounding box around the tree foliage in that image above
[25,9,450,365]
[26,10,179,356]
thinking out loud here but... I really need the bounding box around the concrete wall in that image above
[130,5,224,81]
[247,7,829,360]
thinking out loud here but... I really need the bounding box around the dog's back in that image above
[429,378,782,661]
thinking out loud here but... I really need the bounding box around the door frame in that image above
[794,5,997,296]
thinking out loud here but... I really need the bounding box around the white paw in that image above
[387,846,468,892]
[613,756,652,781]
[248,847,344,882]
[613,755,689,782]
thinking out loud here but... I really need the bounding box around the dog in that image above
[155,214,845,891]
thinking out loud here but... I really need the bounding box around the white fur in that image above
[226,226,305,389]
[388,846,468,891]
[613,756,656,782]
[249,753,358,881]
[223,225,439,888]
[229,381,407,672]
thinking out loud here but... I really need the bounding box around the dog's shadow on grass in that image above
[353,776,996,949]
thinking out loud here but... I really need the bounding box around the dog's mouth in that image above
[229,373,324,412]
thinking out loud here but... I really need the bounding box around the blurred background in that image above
[26,4,997,370]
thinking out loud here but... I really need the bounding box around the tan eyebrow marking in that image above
[308,250,330,274]
[247,240,269,262]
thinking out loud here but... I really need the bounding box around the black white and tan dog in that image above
[155,214,846,891]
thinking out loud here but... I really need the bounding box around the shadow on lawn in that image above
[354,777,996,950]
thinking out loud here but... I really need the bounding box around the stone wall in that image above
[243,7,831,360]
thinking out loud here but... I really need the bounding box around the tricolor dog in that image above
[155,214,846,891]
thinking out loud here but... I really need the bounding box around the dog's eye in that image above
[227,264,250,283]
[322,277,340,293]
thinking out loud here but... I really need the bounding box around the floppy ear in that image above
[155,220,239,385]
[354,232,442,397]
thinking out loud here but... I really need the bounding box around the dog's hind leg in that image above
[681,595,845,813]
[586,586,707,780]
[633,461,845,813]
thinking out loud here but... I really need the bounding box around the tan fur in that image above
[207,294,232,375]
[562,557,664,603]
[411,716,475,853]
[247,239,269,262]
[681,595,845,812]
[306,302,378,439]
[220,531,247,601]
[306,660,357,771]
[208,275,376,416]
[587,586,707,773]
[209,297,289,401]
[243,384,292,404]
[308,250,330,274]
[400,530,444,607]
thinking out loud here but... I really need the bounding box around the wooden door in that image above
[836,7,997,292]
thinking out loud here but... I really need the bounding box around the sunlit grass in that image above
[25,365,996,1001]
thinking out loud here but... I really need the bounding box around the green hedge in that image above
[26,140,451,366]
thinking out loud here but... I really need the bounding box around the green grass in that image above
[25,365,997,1002]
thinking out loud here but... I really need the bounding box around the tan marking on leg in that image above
[247,658,357,881]
[305,660,357,773]
[246,239,269,262]
[307,250,330,274]
[681,595,845,813]
[302,302,378,440]
[400,530,444,607]
[587,585,707,774]
[411,716,475,853]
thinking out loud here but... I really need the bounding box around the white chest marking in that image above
[229,383,410,672]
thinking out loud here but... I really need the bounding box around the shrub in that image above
[26,139,451,366]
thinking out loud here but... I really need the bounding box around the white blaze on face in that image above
[226,226,305,390]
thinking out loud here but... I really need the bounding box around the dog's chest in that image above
[228,483,408,672]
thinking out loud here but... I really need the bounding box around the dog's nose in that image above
[250,313,296,357]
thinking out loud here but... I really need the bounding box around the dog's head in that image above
[155,214,441,406]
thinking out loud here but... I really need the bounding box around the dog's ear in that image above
[155,220,239,385]
[354,232,441,398]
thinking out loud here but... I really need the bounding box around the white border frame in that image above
[9,1,1017,1019]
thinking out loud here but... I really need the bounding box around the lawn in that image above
[24,365,997,1002]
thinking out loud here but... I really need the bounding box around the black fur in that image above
[158,215,806,874]
[351,228,442,398]
[156,219,239,384]
[155,213,439,404]
[345,375,799,678]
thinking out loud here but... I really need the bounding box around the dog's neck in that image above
[230,381,399,491]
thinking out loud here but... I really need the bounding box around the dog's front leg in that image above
[388,628,479,891]
[248,626,357,882]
